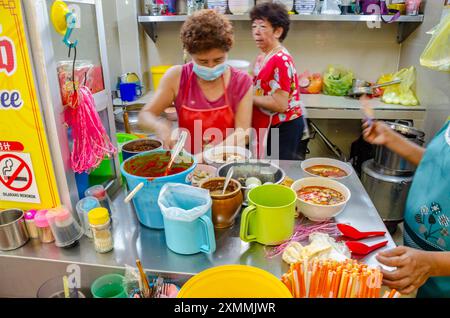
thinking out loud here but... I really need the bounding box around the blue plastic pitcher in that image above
[120,150,197,229]
[158,184,216,255]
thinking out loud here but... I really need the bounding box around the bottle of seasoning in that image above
[85,185,112,216]
[46,207,84,248]
[34,210,55,243]
[24,209,39,239]
[76,196,100,238]
[88,207,114,253]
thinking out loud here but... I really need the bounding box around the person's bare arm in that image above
[253,89,289,113]
[363,121,425,166]
[138,66,181,148]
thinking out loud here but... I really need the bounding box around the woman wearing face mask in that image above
[139,10,253,155]
[250,2,305,160]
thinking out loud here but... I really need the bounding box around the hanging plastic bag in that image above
[158,183,212,222]
[298,71,323,94]
[382,66,419,106]
[420,14,450,72]
[323,65,354,96]
[64,86,117,173]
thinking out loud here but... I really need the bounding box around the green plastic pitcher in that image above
[240,184,296,246]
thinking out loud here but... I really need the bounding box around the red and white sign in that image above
[0,152,40,203]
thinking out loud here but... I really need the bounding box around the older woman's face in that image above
[191,48,228,68]
[251,19,282,51]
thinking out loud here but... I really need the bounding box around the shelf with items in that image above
[138,14,424,43]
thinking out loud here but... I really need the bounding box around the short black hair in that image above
[250,2,290,42]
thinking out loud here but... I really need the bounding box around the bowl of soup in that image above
[291,177,351,221]
[203,146,251,167]
[301,158,353,180]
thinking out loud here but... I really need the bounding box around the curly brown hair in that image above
[180,9,234,54]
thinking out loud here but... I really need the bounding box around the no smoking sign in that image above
[0,152,41,204]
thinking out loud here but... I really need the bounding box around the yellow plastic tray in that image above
[177,265,292,298]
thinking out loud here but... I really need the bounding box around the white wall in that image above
[142,19,402,88]
[398,1,450,142]
[102,0,122,91]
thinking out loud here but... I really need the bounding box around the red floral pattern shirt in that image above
[253,48,302,126]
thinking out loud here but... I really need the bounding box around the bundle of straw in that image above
[281,259,400,298]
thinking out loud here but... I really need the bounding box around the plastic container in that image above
[116,132,139,164]
[76,196,101,238]
[91,274,127,298]
[24,209,39,239]
[85,185,112,216]
[37,275,86,298]
[150,65,172,91]
[46,207,83,248]
[88,207,113,253]
[34,210,55,243]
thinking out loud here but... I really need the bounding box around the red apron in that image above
[178,71,234,154]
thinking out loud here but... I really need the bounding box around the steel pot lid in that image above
[385,121,425,139]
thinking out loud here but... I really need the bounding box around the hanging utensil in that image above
[222,167,234,195]
[337,223,386,240]
[345,240,388,256]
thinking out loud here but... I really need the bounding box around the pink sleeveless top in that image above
[174,62,252,113]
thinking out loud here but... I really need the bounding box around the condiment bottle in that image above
[88,207,114,253]
[34,210,55,243]
[85,185,112,216]
[76,196,100,238]
[24,209,39,239]
[46,207,83,248]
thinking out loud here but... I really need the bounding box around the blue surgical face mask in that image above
[192,62,228,81]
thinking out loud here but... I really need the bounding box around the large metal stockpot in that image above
[361,160,413,233]
[0,209,29,251]
[374,121,425,175]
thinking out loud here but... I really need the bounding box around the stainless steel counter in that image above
[0,160,396,296]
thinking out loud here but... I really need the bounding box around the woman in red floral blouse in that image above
[250,2,305,160]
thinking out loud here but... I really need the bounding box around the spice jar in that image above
[46,207,83,248]
[85,185,112,216]
[34,210,55,243]
[88,207,113,253]
[76,196,100,238]
[24,209,39,239]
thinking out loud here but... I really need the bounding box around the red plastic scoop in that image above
[337,223,386,240]
[345,240,388,256]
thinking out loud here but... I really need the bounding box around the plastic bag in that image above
[158,183,212,222]
[321,0,341,14]
[298,71,323,94]
[420,14,450,72]
[382,66,419,106]
[323,65,354,96]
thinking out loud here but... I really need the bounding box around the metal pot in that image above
[361,160,413,233]
[0,209,29,251]
[374,121,425,175]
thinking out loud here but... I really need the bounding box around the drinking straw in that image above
[63,275,70,298]
[293,269,300,298]
[388,289,397,298]
[382,291,390,298]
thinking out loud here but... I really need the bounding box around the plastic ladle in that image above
[222,167,234,195]
[337,223,386,240]
[345,240,388,256]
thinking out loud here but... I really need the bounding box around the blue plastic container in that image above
[158,184,216,255]
[120,150,196,229]
[119,83,141,102]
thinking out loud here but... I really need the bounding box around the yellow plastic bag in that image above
[420,14,450,72]
[382,67,419,106]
